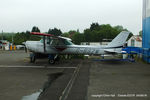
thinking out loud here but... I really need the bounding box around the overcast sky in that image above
[0,0,142,34]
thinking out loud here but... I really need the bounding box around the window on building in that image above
[131,39,135,47]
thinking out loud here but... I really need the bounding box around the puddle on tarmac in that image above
[22,89,42,100]
[22,73,63,100]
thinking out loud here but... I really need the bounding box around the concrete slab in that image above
[88,61,150,100]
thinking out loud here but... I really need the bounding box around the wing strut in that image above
[43,36,46,53]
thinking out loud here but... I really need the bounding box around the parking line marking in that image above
[0,65,76,69]
[59,62,81,100]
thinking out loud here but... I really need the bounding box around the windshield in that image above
[64,40,74,45]
[51,38,74,46]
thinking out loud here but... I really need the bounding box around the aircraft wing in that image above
[31,32,71,41]
[31,32,54,37]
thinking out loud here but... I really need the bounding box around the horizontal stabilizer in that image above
[104,48,122,54]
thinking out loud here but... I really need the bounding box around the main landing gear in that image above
[48,54,60,64]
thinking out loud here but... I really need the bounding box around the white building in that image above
[0,40,10,50]
[127,35,142,47]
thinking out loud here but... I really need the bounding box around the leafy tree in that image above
[31,26,40,32]
[114,25,124,32]
[1,23,133,45]
[84,24,119,42]
[13,31,40,45]
[84,29,93,42]
[72,33,85,45]
[68,30,77,39]
[48,28,62,36]
[62,30,85,45]
[90,23,99,30]
[61,32,69,37]
[83,23,132,43]
[0,35,6,40]
[139,30,142,36]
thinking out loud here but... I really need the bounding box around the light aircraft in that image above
[25,31,130,64]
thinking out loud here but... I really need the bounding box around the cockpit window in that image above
[51,38,73,46]
[40,38,73,46]
[40,38,52,44]
[51,39,60,46]
[64,40,73,45]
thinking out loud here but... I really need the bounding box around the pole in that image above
[43,36,46,53]
[2,30,3,40]
[2,30,4,50]
[12,33,13,46]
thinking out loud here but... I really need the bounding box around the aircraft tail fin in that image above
[107,31,130,47]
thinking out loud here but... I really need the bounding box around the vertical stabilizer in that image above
[107,31,130,47]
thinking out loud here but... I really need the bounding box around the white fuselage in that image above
[25,41,121,55]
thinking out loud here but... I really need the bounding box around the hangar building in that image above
[143,0,150,63]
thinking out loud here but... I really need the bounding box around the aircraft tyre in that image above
[48,59,55,64]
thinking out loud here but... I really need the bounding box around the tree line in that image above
[0,23,133,45]
[62,23,133,44]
